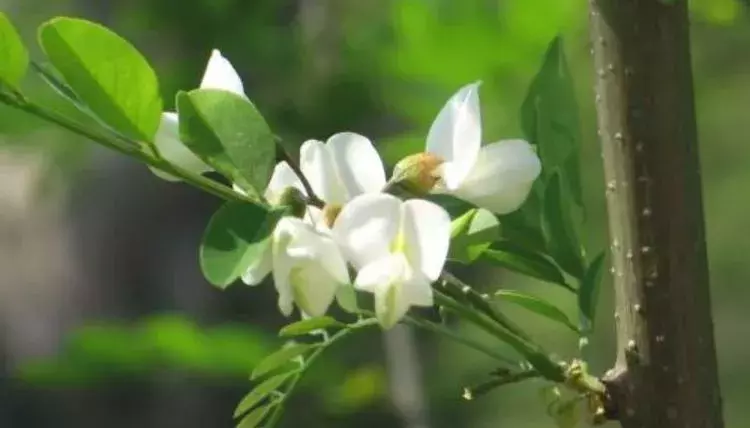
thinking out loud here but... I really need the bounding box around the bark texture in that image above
[587,1,724,427]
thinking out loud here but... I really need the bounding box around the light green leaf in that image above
[494,290,578,333]
[449,208,501,264]
[542,171,585,279]
[279,316,342,337]
[521,36,583,208]
[38,17,162,141]
[578,251,606,333]
[32,61,84,108]
[233,372,293,419]
[176,89,275,200]
[335,285,360,314]
[236,404,275,428]
[482,240,570,290]
[0,12,28,88]
[200,201,281,289]
[251,343,316,380]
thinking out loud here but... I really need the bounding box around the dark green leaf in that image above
[494,290,578,333]
[200,201,281,288]
[176,89,275,200]
[251,343,316,380]
[578,251,607,332]
[38,17,162,141]
[449,208,501,263]
[236,404,275,428]
[542,171,585,279]
[233,372,294,418]
[482,240,570,290]
[497,210,546,252]
[521,36,583,208]
[279,316,342,337]
[0,12,28,87]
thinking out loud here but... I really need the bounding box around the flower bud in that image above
[276,186,307,218]
[390,152,444,195]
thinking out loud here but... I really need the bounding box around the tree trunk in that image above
[586,1,724,427]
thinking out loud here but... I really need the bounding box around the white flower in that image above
[151,49,245,181]
[425,82,542,214]
[300,132,386,205]
[333,193,450,328]
[240,161,309,286]
[271,216,350,317]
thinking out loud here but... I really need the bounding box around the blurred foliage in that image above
[18,315,274,383]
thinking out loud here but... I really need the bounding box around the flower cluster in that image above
[152,50,542,328]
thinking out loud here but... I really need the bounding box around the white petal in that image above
[300,139,348,204]
[272,217,347,317]
[199,49,245,96]
[402,270,434,307]
[354,254,404,294]
[426,82,482,190]
[452,139,542,214]
[304,206,325,229]
[401,199,451,281]
[355,254,411,329]
[265,161,306,203]
[332,193,401,269]
[289,260,340,317]
[241,246,271,285]
[271,218,300,316]
[151,112,211,179]
[327,132,386,196]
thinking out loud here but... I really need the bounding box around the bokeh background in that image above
[1,0,748,427]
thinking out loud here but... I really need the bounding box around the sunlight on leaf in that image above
[38,17,162,141]
[0,12,28,88]
[176,89,276,198]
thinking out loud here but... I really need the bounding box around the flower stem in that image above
[400,315,518,365]
[264,318,379,427]
[0,91,257,205]
[274,135,325,208]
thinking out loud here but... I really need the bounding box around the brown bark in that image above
[587,1,724,427]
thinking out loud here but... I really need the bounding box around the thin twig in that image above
[274,136,325,208]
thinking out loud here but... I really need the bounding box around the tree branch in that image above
[587,0,723,426]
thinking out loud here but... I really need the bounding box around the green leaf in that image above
[482,240,570,290]
[578,251,606,332]
[494,290,578,333]
[521,36,583,208]
[335,285,360,314]
[497,210,546,253]
[251,343,316,380]
[449,208,501,263]
[38,17,161,141]
[233,372,294,418]
[279,316,342,337]
[542,171,585,279]
[176,89,275,200]
[236,404,275,428]
[0,12,28,87]
[200,201,281,288]
[31,61,84,108]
